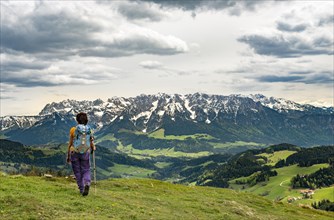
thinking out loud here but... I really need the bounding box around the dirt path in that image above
[280,180,289,187]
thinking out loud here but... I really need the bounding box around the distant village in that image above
[287,189,315,203]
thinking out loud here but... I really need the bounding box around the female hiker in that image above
[67,112,96,196]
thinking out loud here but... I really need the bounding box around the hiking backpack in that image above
[73,124,93,154]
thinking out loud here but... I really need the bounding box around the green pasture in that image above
[1,175,333,220]
[148,128,215,140]
[230,164,330,206]
[257,150,297,166]
[116,144,211,159]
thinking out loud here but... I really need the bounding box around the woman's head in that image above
[76,112,88,125]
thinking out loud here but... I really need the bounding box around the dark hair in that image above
[76,112,88,125]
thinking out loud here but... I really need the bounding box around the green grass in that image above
[0,133,7,139]
[211,141,266,150]
[97,130,214,159]
[108,164,156,178]
[116,144,211,159]
[0,162,31,174]
[97,130,266,158]
[155,162,172,169]
[286,186,334,206]
[311,187,334,202]
[1,175,333,220]
[148,129,215,140]
[95,133,118,143]
[114,139,266,159]
[230,164,330,205]
[257,150,297,166]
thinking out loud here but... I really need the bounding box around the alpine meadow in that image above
[1,0,333,220]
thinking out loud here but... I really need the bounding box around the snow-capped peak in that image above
[1,93,333,133]
[247,94,314,112]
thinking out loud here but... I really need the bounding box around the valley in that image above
[0,93,333,216]
[1,139,333,211]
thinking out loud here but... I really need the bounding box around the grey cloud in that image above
[1,71,56,87]
[1,67,116,88]
[0,95,16,100]
[1,60,50,72]
[0,54,114,89]
[288,71,313,75]
[162,68,194,76]
[313,37,334,48]
[257,75,304,83]
[0,83,16,100]
[117,2,166,21]
[303,72,334,84]
[2,74,93,88]
[140,60,163,69]
[176,70,191,76]
[79,33,188,57]
[139,60,192,76]
[140,0,262,13]
[2,12,100,55]
[225,69,249,74]
[141,0,226,11]
[233,83,269,92]
[238,35,332,58]
[1,13,100,54]
[320,71,333,75]
[2,5,188,58]
[318,15,334,26]
[296,59,312,63]
[100,0,260,17]
[79,44,186,57]
[256,71,333,84]
[277,21,308,32]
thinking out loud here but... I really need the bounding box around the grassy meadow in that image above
[116,144,211,159]
[1,174,333,220]
[230,164,331,206]
[148,129,215,140]
[256,150,297,166]
[96,129,267,159]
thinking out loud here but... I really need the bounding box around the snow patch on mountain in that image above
[1,93,333,133]
[94,111,104,117]
[185,99,196,120]
[247,94,307,112]
[0,116,42,131]
[157,110,165,117]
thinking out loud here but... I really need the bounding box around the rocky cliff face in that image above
[1,93,333,146]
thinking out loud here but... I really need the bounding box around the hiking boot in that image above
[82,185,90,196]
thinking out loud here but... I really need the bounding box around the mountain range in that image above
[1,93,333,147]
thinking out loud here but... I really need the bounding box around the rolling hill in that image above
[0,139,231,183]
[217,145,334,208]
[1,174,333,220]
[1,140,333,213]
[0,139,157,180]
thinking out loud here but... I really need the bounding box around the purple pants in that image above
[71,152,91,193]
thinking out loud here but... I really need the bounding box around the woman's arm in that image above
[67,134,74,163]
[90,136,96,152]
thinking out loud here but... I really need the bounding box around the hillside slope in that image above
[1,175,333,220]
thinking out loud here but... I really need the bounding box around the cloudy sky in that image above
[1,0,333,116]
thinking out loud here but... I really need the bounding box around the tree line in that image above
[197,150,275,187]
[284,145,334,167]
[312,199,334,212]
[291,167,334,189]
